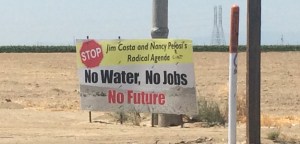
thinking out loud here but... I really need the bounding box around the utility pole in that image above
[246,0,261,143]
[151,0,182,127]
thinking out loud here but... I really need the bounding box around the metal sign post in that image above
[151,0,169,127]
[151,0,183,127]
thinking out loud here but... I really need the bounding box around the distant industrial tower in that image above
[211,5,226,45]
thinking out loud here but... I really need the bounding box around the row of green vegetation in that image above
[0,45,300,53]
[0,46,75,53]
[193,45,300,52]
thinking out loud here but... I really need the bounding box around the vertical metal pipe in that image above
[151,0,169,38]
[228,5,239,144]
[151,0,183,127]
[151,0,169,127]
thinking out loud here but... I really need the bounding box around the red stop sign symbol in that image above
[80,40,103,68]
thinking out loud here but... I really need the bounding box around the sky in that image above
[0,0,300,45]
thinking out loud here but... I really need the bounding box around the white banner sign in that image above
[76,39,198,115]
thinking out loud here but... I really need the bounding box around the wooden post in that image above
[89,111,92,123]
[120,112,123,125]
[86,35,92,123]
[246,0,261,143]
[151,114,157,127]
[180,114,184,128]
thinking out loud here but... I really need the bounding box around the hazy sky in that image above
[0,0,299,45]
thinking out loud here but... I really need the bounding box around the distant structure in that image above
[211,5,226,45]
[281,34,284,45]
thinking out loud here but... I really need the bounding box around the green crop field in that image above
[193,45,300,52]
[0,45,300,53]
[0,46,75,53]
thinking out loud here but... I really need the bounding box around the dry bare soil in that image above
[0,52,299,144]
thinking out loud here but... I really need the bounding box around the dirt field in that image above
[0,52,299,144]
